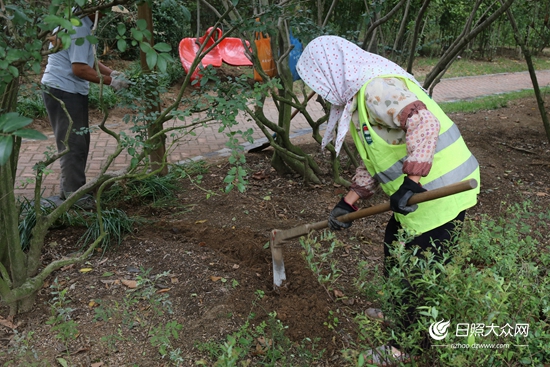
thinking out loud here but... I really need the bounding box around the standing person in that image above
[41,8,129,209]
[296,36,480,364]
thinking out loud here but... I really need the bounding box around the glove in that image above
[110,72,130,91]
[328,198,358,231]
[390,176,426,215]
[110,70,123,78]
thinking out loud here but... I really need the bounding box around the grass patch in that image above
[439,86,550,114]
[77,208,142,250]
[412,55,550,81]
[17,86,48,119]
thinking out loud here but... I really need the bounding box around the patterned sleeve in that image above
[350,164,379,200]
[399,105,441,177]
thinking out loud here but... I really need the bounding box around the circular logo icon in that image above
[429,319,451,340]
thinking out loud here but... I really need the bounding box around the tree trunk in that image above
[423,0,515,91]
[137,3,167,176]
[406,0,431,74]
[392,0,411,59]
[504,4,550,143]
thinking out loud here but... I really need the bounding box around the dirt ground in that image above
[1,90,550,366]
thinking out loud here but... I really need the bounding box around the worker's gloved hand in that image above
[328,198,358,231]
[110,70,123,79]
[390,176,426,215]
[110,72,130,91]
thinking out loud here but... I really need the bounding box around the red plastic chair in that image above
[178,27,253,81]
[219,38,252,66]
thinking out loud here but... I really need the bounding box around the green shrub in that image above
[95,0,191,61]
[17,87,48,119]
[88,83,118,110]
[354,202,550,366]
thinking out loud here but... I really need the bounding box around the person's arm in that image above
[400,103,440,180]
[328,163,379,230]
[97,61,114,77]
[72,62,113,85]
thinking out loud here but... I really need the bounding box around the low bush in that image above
[354,201,550,366]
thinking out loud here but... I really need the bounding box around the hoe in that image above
[270,179,478,287]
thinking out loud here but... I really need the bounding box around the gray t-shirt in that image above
[41,16,94,95]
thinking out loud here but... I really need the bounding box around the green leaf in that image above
[131,28,143,42]
[117,23,126,36]
[130,157,138,168]
[153,43,171,52]
[75,38,85,46]
[136,19,147,31]
[70,17,82,27]
[56,357,69,367]
[5,5,32,23]
[6,49,25,62]
[58,33,72,49]
[0,112,32,132]
[85,35,98,45]
[42,15,74,32]
[146,51,157,70]
[117,39,127,52]
[31,61,41,74]
[12,129,47,140]
[0,135,14,166]
[139,42,153,53]
[156,55,167,73]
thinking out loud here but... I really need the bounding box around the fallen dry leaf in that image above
[210,276,222,282]
[232,264,240,269]
[79,267,93,273]
[171,277,179,284]
[334,289,345,298]
[100,279,120,286]
[252,171,267,180]
[536,192,548,197]
[121,279,137,289]
[199,242,206,247]
[0,316,17,329]
[195,220,207,224]
[60,264,75,271]
[91,363,104,367]
[156,288,170,293]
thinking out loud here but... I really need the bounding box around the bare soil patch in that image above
[2,93,550,366]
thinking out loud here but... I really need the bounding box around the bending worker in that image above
[296,35,480,363]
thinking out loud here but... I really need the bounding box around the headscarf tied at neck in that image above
[296,36,419,155]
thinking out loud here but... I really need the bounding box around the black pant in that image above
[42,87,90,198]
[383,211,466,348]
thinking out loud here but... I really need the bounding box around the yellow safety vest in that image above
[350,76,480,234]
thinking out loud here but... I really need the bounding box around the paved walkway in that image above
[14,70,550,199]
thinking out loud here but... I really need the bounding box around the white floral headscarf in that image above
[296,36,419,155]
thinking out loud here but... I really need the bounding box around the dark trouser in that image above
[383,211,466,349]
[42,87,90,199]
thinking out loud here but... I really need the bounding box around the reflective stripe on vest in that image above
[373,123,463,186]
[352,75,480,234]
